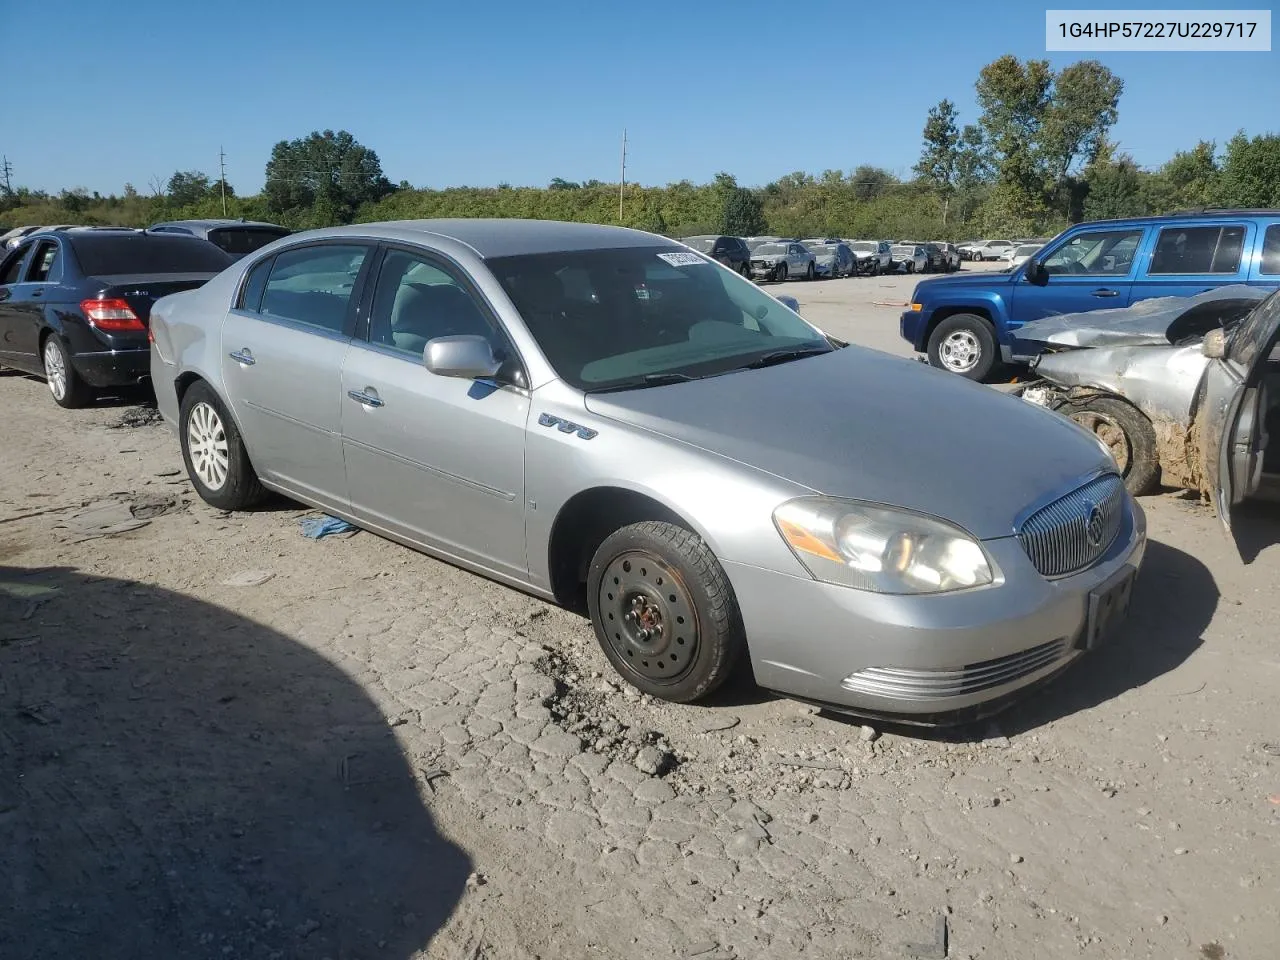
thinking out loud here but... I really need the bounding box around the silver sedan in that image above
[150,219,1146,721]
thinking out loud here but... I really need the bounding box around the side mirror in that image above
[1201,328,1227,359]
[1024,261,1049,286]
[424,335,502,380]
[777,295,800,313]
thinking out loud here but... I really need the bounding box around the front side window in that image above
[366,249,496,358]
[26,241,61,283]
[259,244,369,334]
[1150,225,1246,275]
[489,245,833,391]
[1040,229,1143,276]
[0,242,31,285]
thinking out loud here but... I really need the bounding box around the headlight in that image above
[774,498,993,594]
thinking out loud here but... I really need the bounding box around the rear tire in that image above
[179,381,268,510]
[42,334,93,409]
[587,521,746,703]
[1065,397,1160,496]
[926,313,997,381]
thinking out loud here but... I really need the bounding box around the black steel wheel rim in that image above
[598,551,698,682]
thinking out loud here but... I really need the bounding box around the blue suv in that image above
[901,210,1280,379]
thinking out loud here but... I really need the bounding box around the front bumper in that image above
[722,497,1147,723]
[749,262,784,279]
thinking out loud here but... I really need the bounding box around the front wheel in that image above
[739,262,751,278]
[926,314,997,381]
[180,382,268,510]
[587,521,746,703]
[1066,397,1160,496]
[906,261,915,274]
[775,263,788,282]
[42,335,93,409]
[805,262,816,281]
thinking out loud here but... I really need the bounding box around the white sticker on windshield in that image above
[657,251,706,267]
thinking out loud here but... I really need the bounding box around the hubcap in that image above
[598,552,697,682]
[1071,411,1131,472]
[187,401,230,491]
[43,341,66,400]
[939,330,982,373]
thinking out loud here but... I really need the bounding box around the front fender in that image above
[912,289,1011,350]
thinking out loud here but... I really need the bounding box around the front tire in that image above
[926,314,997,381]
[180,381,268,510]
[587,521,746,703]
[42,335,93,409]
[775,263,788,282]
[805,262,815,281]
[1066,397,1160,496]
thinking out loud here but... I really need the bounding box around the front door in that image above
[340,246,529,580]
[1198,290,1280,542]
[0,240,34,370]
[1011,226,1146,334]
[220,241,374,507]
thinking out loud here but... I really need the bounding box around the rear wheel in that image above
[179,382,268,510]
[1066,397,1160,496]
[587,521,746,703]
[42,335,93,409]
[926,313,997,381]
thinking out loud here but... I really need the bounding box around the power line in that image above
[0,155,12,196]
[619,129,627,223]
[219,146,228,216]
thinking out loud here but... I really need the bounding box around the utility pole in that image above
[0,155,13,198]
[618,129,627,223]
[218,146,228,217]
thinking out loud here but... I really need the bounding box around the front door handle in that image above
[30,288,43,298]
[229,348,255,366]
[1091,288,1120,298]
[347,387,384,408]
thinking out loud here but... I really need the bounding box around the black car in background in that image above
[677,235,752,274]
[0,228,233,408]
[147,218,292,259]
[920,242,948,273]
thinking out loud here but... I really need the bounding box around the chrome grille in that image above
[1018,473,1126,577]
[841,639,1069,701]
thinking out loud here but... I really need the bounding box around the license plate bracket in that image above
[1083,567,1136,650]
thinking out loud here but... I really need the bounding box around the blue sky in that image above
[6,0,1276,195]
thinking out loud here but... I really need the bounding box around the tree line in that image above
[3,56,1277,242]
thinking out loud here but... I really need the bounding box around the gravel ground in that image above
[2,270,1278,959]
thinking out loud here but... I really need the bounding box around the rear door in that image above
[1010,226,1146,332]
[1132,222,1253,303]
[1199,290,1280,541]
[220,241,374,506]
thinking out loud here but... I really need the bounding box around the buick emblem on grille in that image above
[1085,502,1105,548]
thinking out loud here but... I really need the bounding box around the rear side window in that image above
[238,256,274,312]
[26,240,61,283]
[259,244,369,334]
[209,227,290,256]
[1150,225,1246,275]
[71,235,234,276]
[1260,224,1280,275]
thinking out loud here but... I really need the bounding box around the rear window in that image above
[1150,225,1246,275]
[71,234,234,276]
[208,227,291,256]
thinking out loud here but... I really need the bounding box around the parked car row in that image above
[680,235,962,283]
[1,217,1158,725]
[2,218,291,259]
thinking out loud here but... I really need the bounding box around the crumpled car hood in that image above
[584,346,1112,540]
[1016,284,1269,349]
[751,253,786,263]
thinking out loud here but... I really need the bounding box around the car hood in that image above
[583,347,1112,540]
[915,272,1017,294]
[751,253,787,262]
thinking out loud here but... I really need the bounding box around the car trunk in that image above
[86,273,219,325]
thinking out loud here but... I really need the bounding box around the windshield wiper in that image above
[587,372,698,394]
[739,346,832,370]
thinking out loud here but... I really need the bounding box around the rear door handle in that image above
[1090,288,1120,298]
[229,348,255,365]
[347,387,384,408]
[30,288,44,298]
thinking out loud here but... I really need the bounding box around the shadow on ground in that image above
[0,565,469,960]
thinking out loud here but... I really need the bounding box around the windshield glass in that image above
[746,238,778,251]
[753,243,787,256]
[70,234,233,275]
[681,237,714,253]
[850,242,876,252]
[489,245,832,391]
[1014,244,1040,256]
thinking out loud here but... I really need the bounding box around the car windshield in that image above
[892,244,915,254]
[70,234,234,275]
[811,244,837,254]
[1014,244,1040,256]
[850,242,876,252]
[489,245,833,391]
[753,243,787,256]
[208,227,290,256]
[681,237,715,253]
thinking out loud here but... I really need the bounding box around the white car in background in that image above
[962,239,1015,262]
[890,243,927,274]
[845,240,892,274]
[1008,242,1044,268]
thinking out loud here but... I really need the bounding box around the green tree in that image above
[1155,141,1219,208]
[914,99,961,221]
[548,177,581,190]
[166,170,213,207]
[851,165,897,201]
[1214,132,1280,207]
[721,187,766,235]
[1083,153,1145,220]
[1040,60,1123,186]
[264,130,394,223]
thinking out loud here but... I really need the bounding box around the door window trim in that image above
[229,238,377,343]
[351,241,530,389]
[1034,227,1146,280]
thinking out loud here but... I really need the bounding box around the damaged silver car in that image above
[1011,286,1280,529]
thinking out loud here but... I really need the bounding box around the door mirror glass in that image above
[1025,260,1049,285]
[424,335,502,380]
[1201,328,1227,358]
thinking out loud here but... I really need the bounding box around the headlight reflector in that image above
[774,498,993,594]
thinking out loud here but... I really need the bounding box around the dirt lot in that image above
[2,272,1278,959]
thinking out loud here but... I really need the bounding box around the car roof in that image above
[150,219,289,232]
[1069,209,1280,228]
[295,219,686,258]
